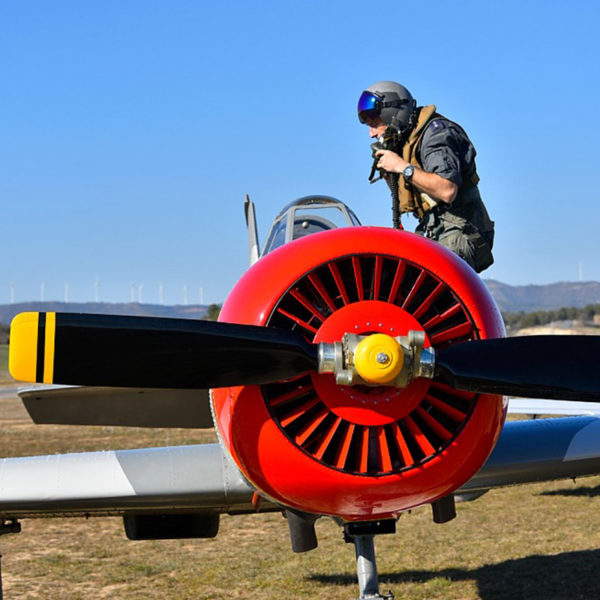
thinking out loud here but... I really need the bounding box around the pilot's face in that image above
[364,115,387,139]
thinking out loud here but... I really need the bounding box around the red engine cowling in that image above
[212,227,506,521]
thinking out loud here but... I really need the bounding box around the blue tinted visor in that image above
[357,91,382,123]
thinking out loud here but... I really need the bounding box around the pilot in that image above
[357,80,495,273]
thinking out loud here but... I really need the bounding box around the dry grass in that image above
[0,345,12,384]
[1,387,600,599]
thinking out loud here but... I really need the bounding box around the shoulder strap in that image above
[397,106,438,218]
[402,105,438,164]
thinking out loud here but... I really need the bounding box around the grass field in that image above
[1,388,600,599]
[0,345,10,383]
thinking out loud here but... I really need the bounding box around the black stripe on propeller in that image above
[435,335,600,401]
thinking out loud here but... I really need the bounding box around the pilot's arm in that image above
[376,120,473,205]
[376,150,458,204]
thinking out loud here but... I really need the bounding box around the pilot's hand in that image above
[376,149,407,174]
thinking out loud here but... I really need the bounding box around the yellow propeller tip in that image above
[9,312,56,383]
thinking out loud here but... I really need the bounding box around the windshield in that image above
[262,196,362,256]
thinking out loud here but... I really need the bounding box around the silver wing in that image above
[0,444,259,519]
[508,398,600,416]
[1,415,600,520]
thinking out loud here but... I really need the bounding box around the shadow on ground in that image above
[309,548,600,599]
[540,483,600,497]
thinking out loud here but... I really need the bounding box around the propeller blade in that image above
[435,335,600,401]
[9,312,319,389]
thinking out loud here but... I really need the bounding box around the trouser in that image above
[416,211,494,273]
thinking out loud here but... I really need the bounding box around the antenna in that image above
[245,194,261,265]
[40,282,45,302]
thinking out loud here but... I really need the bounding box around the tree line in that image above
[502,304,600,331]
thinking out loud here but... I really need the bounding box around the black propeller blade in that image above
[11,313,600,402]
[9,312,319,389]
[435,335,600,401]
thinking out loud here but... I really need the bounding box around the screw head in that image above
[376,352,391,365]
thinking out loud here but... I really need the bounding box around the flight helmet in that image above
[357,81,417,132]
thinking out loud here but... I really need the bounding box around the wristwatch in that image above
[402,165,415,181]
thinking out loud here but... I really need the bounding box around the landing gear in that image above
[353,534,394,600]
[344,521,395,600]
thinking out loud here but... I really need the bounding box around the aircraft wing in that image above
[18,385,214,428]
[508,398,600,416]
[0,443,261,519]
[1,416,600,520]
[463,416,600,493]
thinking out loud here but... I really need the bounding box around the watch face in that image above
[403,165,414,179]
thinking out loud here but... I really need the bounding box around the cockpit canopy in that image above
[262,196,361,256]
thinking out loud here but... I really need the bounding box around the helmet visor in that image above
[357,91,382,124]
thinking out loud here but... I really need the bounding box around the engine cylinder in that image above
[212,227,505,520]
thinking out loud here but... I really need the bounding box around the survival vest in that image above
[397,105,480,219]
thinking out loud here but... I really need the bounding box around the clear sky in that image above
[2,0,599,305]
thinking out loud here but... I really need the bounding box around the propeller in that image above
[9,312,318,389]
[435,335,600,401]
[9,312,600,402]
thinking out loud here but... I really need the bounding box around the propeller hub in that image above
[354,334,404,384]
[319,330,432,389]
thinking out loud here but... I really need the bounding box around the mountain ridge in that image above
[483,280,600,312]
[0,302,208,327]
[1,280,600,324]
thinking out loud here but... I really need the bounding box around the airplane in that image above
[3,194,600,600]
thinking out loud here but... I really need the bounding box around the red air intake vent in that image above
[262,254,478,476]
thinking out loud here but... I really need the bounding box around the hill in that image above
[0,302,209,329]
[2,280,600,326]
[484,280,600,313]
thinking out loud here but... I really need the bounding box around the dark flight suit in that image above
[413,116,494,273]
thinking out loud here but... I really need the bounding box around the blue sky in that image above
[2,1,599,305]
